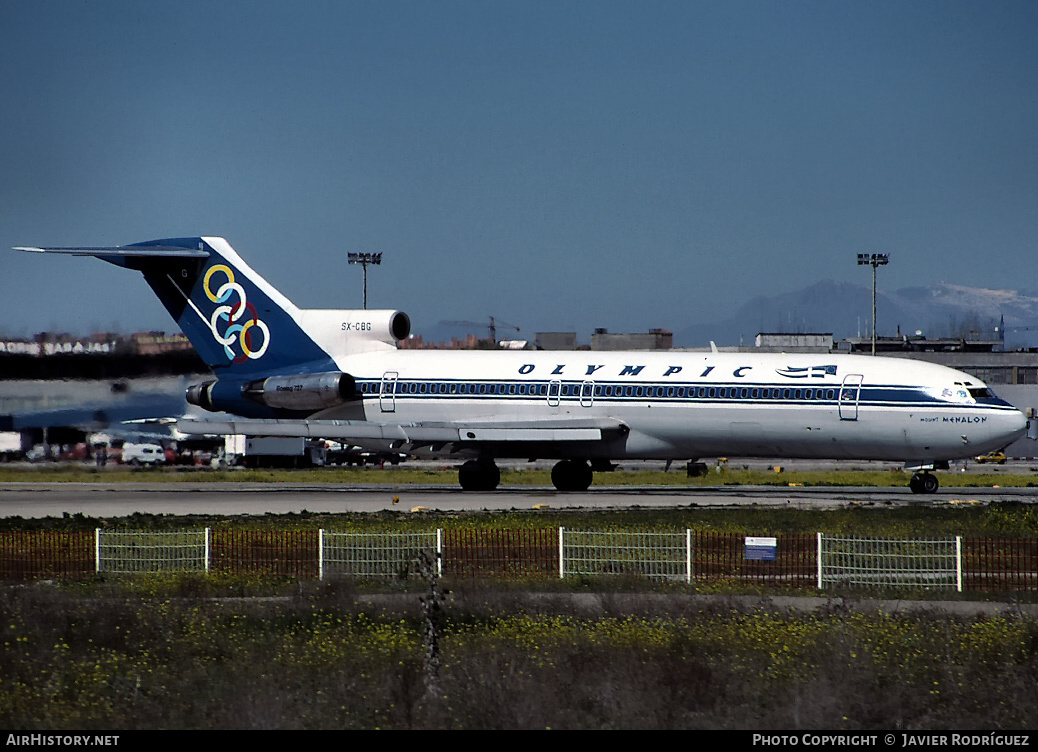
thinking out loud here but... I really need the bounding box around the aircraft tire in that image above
[551,460,593,492]
[909,472,939,494]
[458,460,500,492]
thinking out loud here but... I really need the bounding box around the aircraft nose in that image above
[973,408,1028,452]
[1002,409,1028,442]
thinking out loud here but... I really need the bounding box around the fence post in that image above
[558,526,565,579]
[95,528,101,573]
[956,535,962,592]
[318,529,324,581]
[204,528,211,573]
[686,529,692,584]
[816,532,823,589]
[436,529,443,577]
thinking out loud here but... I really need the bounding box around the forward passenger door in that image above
[838,374,863,421]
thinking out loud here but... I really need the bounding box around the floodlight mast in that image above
[857,253,889,356]
[347,252,382,309]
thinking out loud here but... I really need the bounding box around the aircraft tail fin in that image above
[17,237,335,377]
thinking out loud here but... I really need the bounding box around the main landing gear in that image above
[457,458,594,492]
[550,460,593,492]
[458,459,501,492]
[908,472,939,494]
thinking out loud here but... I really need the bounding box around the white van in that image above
[121,443,167,466]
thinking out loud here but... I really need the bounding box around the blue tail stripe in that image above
[117,238,335,378]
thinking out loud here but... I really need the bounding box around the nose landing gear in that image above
[908,471,939,494]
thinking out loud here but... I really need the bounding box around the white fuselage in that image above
[319,349,1027,464]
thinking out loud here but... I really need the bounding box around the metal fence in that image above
[689,531,816,586]
[319,530,440,579]
[212,530,318,578]
[817,534,962,590]
[96,529,210,573]
[0,531,93,579]
[561,528,689,580]
[443,528,557,579]
[963,536,1038,592]
[2,528,1038,593]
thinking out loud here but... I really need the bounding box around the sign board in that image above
[744,536,777,561]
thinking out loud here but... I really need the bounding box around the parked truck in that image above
[0,432,24,461]
[243,437,328,468]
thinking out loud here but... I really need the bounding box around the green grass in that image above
[5,499,1038,536]
[1,464,1037,487]
[3,580,1037,728]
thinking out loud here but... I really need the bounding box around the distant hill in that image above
[675,281,1038,348]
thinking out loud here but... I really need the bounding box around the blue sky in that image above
[1,1,1035,343]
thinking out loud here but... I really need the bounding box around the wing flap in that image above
[456,427,602,441]
[172,416,623,444]
[174,418,413,441]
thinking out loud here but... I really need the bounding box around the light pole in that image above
[857,253,889,356]
[348,252,382,309]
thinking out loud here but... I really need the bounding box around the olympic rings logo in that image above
[202,264,270,362]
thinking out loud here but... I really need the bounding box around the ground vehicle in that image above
[121,443,167,465]
[975,451,1007,464]
[243,437,327,468]
[0,432,24,461]
[326,443,405,466]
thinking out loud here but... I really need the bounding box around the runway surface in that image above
[2,481,1037,517]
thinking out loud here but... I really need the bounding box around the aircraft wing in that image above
[172,416,627,447]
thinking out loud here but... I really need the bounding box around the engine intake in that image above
[186,381,217,411]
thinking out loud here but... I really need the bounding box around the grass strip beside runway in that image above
[1,464,1037,488]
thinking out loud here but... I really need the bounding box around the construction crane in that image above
[441,316,520,345]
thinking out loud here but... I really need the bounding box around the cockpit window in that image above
[934,386,974,404]
[968,387,992,400]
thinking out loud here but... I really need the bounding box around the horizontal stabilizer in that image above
[14,246,209,258]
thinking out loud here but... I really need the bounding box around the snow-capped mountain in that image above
[675,281,1038,348]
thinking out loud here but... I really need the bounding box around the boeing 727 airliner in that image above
[16,237,1028,493]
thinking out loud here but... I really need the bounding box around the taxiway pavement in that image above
[1,481,1036,518]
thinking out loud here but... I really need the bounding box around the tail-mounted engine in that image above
[186,371,359,413]
[296,309,411,356]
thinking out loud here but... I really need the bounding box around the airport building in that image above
[533,332,578,351]
[590,328,673,351]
